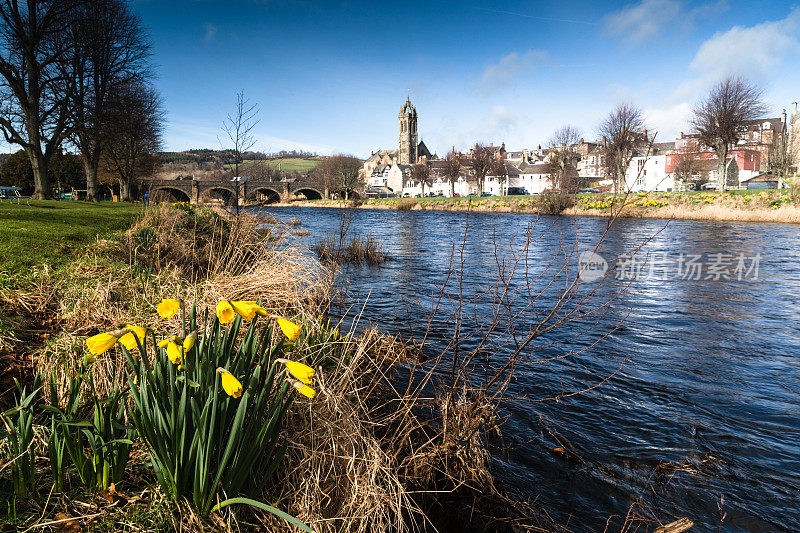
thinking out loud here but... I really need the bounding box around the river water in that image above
[260,206,800,532]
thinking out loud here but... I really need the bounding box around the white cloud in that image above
[479,49,548,90]
[204,23,218,42]
[483,105,518,140]
[603,0,682,42]
[673,7,800,101]
[690,9,800,79]
[642,102,693,140]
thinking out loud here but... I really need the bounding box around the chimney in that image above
[580,138,584,144]
[522,148,529,163]
[794,102,798,115]
[782,109,787,125]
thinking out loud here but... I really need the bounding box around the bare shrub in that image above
[313,233,387,265]
[395,198,415,210]
[539,192,575,215]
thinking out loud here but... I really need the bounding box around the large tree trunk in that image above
[120,177,131,201]
[27,149,52,200]
[716,144,728,192]
[85,157,99,202]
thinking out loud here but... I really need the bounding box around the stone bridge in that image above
[143,179,330,205]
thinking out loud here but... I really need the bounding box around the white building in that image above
[515,162,553,194]
[625,155,673,192]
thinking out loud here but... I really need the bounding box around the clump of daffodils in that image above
[118,296,321,527]
[84,299,319,401]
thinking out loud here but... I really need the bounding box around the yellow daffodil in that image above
[177,364,185,372]
[277,358,314,385]
[166,342,182,365]
[216,300,235,324]
[157,298,181,319]
[275,317,301,340]
[86,328,130,355]
[216,367,243,398]
[157,338,169,348]
[230,301,268,321]
[119,324,147,351]
[183,331,197,352]
[288,379,316,399]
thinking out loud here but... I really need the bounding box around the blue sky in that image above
[129,0,799,157]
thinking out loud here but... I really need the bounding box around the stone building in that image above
[362,97,433,188]
[398,97,418,165]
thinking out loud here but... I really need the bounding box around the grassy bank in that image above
[289,189,800,223]
[0,202,545,532]
[0,201,140,277]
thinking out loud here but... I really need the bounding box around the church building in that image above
[363,97,432,192]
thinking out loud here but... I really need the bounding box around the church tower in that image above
[398,97,418,165]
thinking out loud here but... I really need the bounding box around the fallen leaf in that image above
[53,512,81,533]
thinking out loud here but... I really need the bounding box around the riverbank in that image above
[0,201,554,532]
[279,190,800,223]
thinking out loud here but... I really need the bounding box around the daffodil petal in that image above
[157,298,181,319]
[216,301,236,324]
[275,317,301,340]
[217,367,243,398]
[119,324,147,351]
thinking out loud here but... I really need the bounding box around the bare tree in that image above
[470,143,493,195]
[222,90,259,213]
[599,103,646,194]
[692,77,767,192]
[767,126,796,181]
[0,0,77,199]
[310,157,339,199]
[443,148,461,197]
[101,79,164,201]
[68,0,152,201]
[410,161,431,196]
[329,154,362,201]
[671,145,702,190]
[490,157,508,195]
[546,125,581,193]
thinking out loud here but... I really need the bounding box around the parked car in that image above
[506,187,527,195]
[453,193,461,197]
[579,188,600,194]
[467,193,478,197]
[480,191,494,197]
[436,192,444,197]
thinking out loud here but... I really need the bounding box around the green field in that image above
[0,200,139,279]
[225,157,320,173]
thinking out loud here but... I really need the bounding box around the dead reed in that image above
[395,198,415,210]
[313,233,388,265]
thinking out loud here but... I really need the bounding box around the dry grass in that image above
[395,198,416,210]
[565,203,800,223]
[313,233,388,266]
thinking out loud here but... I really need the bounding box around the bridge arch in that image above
[292,187,323,200]
[200,186,236,206]
[151,186,191,203]
[247,187,282,204]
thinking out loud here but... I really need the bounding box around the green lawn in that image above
[0,200,139,279]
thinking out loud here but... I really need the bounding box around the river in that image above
[260,206,800,532]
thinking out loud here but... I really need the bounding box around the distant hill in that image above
[156,149,324,180]
[223,157,320,173]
